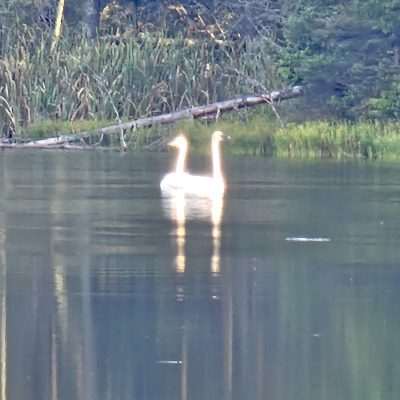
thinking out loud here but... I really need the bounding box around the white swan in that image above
[160,131,228,196]
[160,134,189,191]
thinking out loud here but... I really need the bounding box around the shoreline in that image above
[13,116,400,161]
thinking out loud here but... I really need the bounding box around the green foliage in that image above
[175,112,279,156]
[166,115,400,160]
[0,25,280,136]
[2,0,400,155]
[366,79,400,120]
[279,0,400,120]
[275,121,400,160]
[23,118,110,138]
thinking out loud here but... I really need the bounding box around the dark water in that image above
[0,151,399,400]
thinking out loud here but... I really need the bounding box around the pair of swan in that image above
[160,131,228,196]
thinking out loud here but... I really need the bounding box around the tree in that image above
[83,0,101,38]
[278,0,400,119]
[51,0,65,50]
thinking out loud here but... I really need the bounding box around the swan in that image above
[160,134,189,191]
[160,130,228,196]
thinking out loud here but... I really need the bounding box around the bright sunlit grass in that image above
[170,116,400,160]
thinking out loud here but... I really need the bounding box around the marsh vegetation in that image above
[1,0,400,159]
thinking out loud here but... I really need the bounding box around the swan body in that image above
[160,131,227,197]
[160,134,189,191]
[162,173,224,196]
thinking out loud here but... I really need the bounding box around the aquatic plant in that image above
[171,117,400,160]
[0,26,280,138]
[274,121,400,160]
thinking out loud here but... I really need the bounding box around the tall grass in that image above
[2,25,399,160]
[0,25,280,137]
[275,121,400,160]
[171,117,400,160]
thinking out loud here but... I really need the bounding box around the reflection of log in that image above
[1,86,303,149]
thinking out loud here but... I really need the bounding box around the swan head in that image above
[212,130,231,143]
[168,134,188,149]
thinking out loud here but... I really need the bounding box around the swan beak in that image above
[167,139,177,147]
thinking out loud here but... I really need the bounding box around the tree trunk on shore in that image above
[51,0,65,51]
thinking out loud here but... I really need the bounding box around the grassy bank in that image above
[2,27,399,160]
[274,121,400,160]
[0,27,279,137]
[21,115,400,160]
[174,117,400,160]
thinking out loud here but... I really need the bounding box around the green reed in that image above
[274,121,400,160]
[168,116,400,160]
[0,26,280,138]
[2,26,399,160]
[22,111,400,160]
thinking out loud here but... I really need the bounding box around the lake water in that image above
[0,150,399,400]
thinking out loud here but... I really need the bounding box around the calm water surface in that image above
[0,151,399,400]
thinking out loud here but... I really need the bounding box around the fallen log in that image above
[1,86,303,149]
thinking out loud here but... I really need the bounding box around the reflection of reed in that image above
[49,160,69,400]
[0,156,8,400]
[181,328,188,400]
[224,272,233,399]
[49,156,97,400]
[0,228,7,400]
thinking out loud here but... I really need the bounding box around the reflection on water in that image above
[0,229,6,400]
[0,151,400,400]
[161,190,227,400]
[161,192,224,275]
[163,191,187,274]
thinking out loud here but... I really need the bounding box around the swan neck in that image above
[175,142,187,174]
[212,139,223,180]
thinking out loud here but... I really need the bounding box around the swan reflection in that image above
[211,194,223,275]
[172,191,186,274]
[162,192,224,275]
